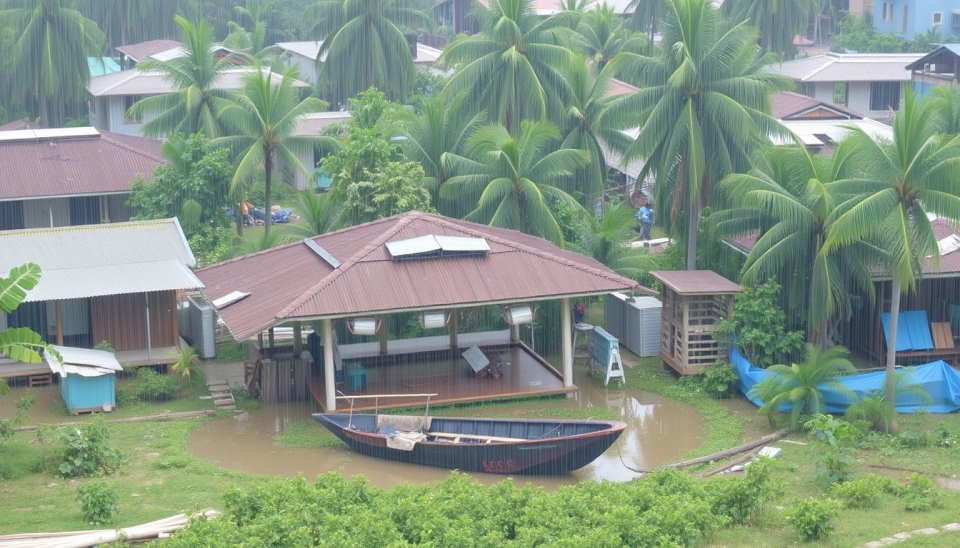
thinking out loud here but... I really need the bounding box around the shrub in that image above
[714,278,804,368]
[828,474,885,509]
[903,473,943,512]
[782,497,839,541]
[709,457,784,525]
[805,414,858,489]
[135,368,180,401]
[55,418,123,478]
[699,362,740,399]
[76,480,119,525]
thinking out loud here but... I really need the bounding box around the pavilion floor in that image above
[309,332,573,412]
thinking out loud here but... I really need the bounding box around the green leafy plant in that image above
[169,345,204,385]
[805,414,859,489]
[135,368,180,401]
[782,497,839,541]
[55,418,123,478]
[845,368,932,433]
[903,473,943,512]
[94,340,116,353]
[0,395,34,462]
[698,362,740,399]
[714,278,804,369]
[76,480,119,525]
[828,474,885,509]
[708,457,784,525]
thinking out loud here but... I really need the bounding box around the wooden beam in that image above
[449,311,458,349]
[55,300,63,346]
[293,321,302,353]
[378,314,388,355]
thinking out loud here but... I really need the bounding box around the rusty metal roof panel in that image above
[650,270,741,295]
[0,129,164,201]
[116,40,183,62]
[198,212,639,340]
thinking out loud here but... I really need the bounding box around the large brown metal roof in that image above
[198,211,640,341]
[0,128,164,201]
[650,270,741,295]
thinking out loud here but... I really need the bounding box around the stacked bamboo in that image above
[0,509,220,548]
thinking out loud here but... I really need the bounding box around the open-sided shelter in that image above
[0,219,202,384]
[197,211,642,411]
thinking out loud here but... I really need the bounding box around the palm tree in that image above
[399,92,486,217]
[293,190,341,237]
[440,0,577,134]
[750,343,857,429]
[227,228,299,258]
[572,201,649,279]
[556,58,632,209]
[845,368,932,432]
[721,0,816,60]
[442,119,589,246]
[930,85,960,136]
[216,67,328,236]
[825,88,960,433]
[78,0,189,48]
[712,144,880,349]
[127,16,239,139]
[305,0,431,105]
[573,1,647,70]
[626,0,666,41]
[607,0,791,270]
[1,0,106,127]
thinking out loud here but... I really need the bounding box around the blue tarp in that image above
[880,310,934,351]
[731,347,960,414]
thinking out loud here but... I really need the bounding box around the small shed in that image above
[650,271,741,375]
[603,292,662,358]
[45,345,123,414]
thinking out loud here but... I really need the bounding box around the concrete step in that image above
[217,405,236,410]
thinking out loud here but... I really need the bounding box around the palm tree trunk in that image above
[263,147,273,236]
[686,198,699,270]
[236,203,244,236]
[885,279,901,434]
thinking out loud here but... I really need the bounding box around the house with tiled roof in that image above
[770,91,894,153]
[0,127,164,231]
[765,52,922,121]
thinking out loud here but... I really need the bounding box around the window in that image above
[933,12,943,26]
[882,2,893,22]
[123,95,142,124]
[903,6,908,33]
[870,82,901,112]
[953,11,960,28]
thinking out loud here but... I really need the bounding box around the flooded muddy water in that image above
[188,366,711,489]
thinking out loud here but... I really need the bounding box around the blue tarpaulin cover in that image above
[881,310,934,351]
[731,347,960,413]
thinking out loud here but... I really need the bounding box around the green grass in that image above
[274,419,345,449]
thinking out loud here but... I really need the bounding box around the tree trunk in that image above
[885,279,901,434]
[38,93,49,128]
[236,203,244,236]
[686,188,700,271]
[263,147,273,236]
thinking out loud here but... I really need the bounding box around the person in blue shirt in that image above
[636,203,653,240]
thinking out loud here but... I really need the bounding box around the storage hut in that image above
[650,271,740,375]
[603,292,662,358]
[45,345,124,414]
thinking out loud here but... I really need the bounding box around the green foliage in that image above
[0,263,59,365]
[845,368,933,433]
[708,458,784,525]
[407,68,448,113]
[832,14,953,54]
[343,160,432,224]
[169,345,204,384]
[273,419,346,449]
[805,414,859,489]
[715,278,804,368]
[215,341,249,363]
[93,340,116,353]
[0,262,41,314]
[903,473,943,512]
[828,474,885,509]
[55,419,123,478]
[0,395,33,460]
[695,362,740,399]
[782,497,839,541]
[76,480,119,525]
[187,224,235,267]
[135,368,180,401]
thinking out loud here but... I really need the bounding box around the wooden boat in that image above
[313,412,627,475]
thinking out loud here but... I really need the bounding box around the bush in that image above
[828,474,885,509]
[709,457,784,525]
[135,368,180,401]
[76,480,119,525]
[903,473,943,512]
[805,414,858,489]
[698,362,740,399]
[55,419,123,478]
[782,497,839,541]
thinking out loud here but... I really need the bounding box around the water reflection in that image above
[188,366,709,488]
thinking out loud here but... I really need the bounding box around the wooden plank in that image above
[428,431,526,443]
[932,322,954,350]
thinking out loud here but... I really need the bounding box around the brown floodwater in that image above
[187,366,710,489]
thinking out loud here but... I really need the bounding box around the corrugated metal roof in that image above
[293,111,352,136]
[88,67,307,97]
[905,44,960,71]
[0,219,201,301]
[774,118,894,146]
[0,129,164,201]
[198,211,640,340]
[46,345,123,377]
[116,40,183,62]
[277,40,442,65]
[650,270,741,295]
[772,91,863,120]
[766,52,920,82]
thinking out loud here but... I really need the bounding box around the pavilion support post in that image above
[378,315,388,355]
[55,300,64,346]
[322,319,335,411]
[561,297,573,387]
[510,324,520,342]
[293,322,302,354]
[449,311,458,349]
[268,328,275,349]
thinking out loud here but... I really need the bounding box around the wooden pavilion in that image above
[196,211,643,411]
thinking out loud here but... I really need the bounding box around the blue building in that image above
[874,1,960,40]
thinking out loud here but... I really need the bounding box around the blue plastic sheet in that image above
[880,310,934,351]
[731,347,960,414]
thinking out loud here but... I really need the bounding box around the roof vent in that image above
[386,234,490,259]
[939,234,960,256]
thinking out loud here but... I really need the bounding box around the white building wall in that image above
[284,52,320,86]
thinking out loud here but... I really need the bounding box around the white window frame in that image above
[882,2,894,22]
[933,12,943,26]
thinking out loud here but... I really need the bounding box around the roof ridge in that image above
[98,133,167,163]
[95,70,141,95]
[0,217,172,237]
[277,212,423,319]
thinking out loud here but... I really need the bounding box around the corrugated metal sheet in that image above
[766,52,920,82]
[198,212,640,341]
[772,91,862,120]
[650,270,741,295]
[88,67,306,97]
[775,118,894,146]
[116,39,182,62]
[0,130,164,200]
[46,345,123,378]
[294,112,352,136]
[0,219,201,301]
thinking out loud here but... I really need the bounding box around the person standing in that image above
[637,202,653,240]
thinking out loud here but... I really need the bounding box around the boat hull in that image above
[313,413,627,475]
